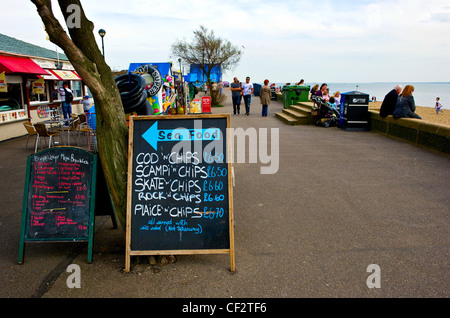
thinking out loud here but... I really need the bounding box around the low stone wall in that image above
[369,110,450,155]
[276,92,283,102]
[273,92,449,155]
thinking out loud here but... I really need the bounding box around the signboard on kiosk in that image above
[202,96,211,113]
[189,98,202,114]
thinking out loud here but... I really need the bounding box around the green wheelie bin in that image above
[282,85,310,108]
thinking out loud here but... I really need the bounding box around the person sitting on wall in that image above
[392,85,422,119]
[379,84,402,118]
[310,84,319,98]
[333,91,341,105]
[315,83,327,97]
[323,88,330,101]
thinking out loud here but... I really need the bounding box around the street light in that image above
[98,29,106,58]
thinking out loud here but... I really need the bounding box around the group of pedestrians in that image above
[230,76,271,117]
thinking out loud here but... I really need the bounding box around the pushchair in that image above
[311,95,340,128]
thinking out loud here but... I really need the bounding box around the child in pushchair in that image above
[311,95,340,127]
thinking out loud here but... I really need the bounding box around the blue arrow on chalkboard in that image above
[142,121,221,150]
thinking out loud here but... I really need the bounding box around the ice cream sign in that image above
[32,78,45,94]
[0,72,7,93]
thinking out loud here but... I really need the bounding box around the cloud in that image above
[1,0,449,82]
[424,12,450,23]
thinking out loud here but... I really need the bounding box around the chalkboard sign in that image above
[18,147,97,264]
[125,115,234,272]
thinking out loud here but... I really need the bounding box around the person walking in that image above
[230,77,242,115]
[242,76,254,115]
[260,79,271,117]
[435,97,444,114]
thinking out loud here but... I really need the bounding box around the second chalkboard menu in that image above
[125,115,234,272]
[18,147,97,264]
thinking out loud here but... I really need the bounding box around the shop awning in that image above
[0,55,50,75]
[41,69,61,81]
[47,69,82,81]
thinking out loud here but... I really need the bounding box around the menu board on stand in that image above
[18,147,97,264]
[125,115,234,272]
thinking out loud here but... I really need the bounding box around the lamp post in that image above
[98,29,106,58]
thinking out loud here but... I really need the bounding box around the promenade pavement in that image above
[0,88,448,299]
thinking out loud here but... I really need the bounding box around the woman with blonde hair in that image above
[310,84,319,99]
[334,91,341,105]
[393,85,422,119]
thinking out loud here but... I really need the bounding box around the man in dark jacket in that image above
[379,84,402,117]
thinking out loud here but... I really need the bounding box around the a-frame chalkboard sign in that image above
[18,147,97,264]
[125,115,235,272]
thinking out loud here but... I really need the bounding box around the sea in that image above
[270,82,450,108]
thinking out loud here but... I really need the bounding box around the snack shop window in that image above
[28,80,49,104]
[0,83,24,112]
[71,80,82,98]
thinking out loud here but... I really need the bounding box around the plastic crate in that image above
[86,110,97,152]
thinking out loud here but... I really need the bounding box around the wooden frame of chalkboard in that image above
[18,147,97,264]
[125,115,235,272]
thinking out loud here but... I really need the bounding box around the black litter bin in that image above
[338,91,370,131]
[270,86,277,100]
[253,83,261,96]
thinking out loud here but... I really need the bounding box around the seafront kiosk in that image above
[0,33,88,142]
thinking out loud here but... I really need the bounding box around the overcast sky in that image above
[2,0,450,83]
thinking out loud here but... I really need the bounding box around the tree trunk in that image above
[201,66,215,104]
[31,0,128,228]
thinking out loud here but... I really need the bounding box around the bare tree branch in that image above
[30,0,129,228]
[171,25,242,105]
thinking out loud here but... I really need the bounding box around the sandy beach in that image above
[369,101,450,126]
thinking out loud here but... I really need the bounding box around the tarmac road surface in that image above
[0,88,448,299]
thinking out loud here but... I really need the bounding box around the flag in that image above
[44,25,50,41]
